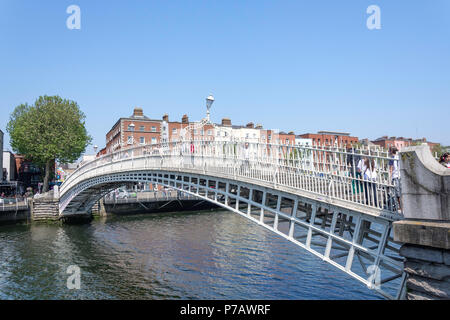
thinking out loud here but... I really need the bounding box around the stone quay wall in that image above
[395,144,450,300]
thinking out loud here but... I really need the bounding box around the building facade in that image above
[371,136,439,152]
[295,136,313,147]
[2,151,16,182]
[14,155,43,190]
[371,136,412,150]
[104,108,298,156]
[105,108,164,153]
[299,131,358,147]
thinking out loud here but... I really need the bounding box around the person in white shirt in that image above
[354,156,365,194]
[363,158,378,207]
[241,143,251,172]
[389,147,402,210]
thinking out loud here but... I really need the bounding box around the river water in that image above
[0,210,382,300]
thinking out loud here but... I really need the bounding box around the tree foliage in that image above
[7,95,92,191]
[432,143,446,157]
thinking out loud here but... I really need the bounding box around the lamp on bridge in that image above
[206,94,214,122]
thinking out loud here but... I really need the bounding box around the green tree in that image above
[432,144,445,157]
[7,95,92,192]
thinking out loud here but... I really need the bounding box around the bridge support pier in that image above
[92,199,107,217]
[31,191,60,222]
[394,145,450,300]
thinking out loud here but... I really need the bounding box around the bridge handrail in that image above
[67,141,394,185]
[61,141,402,217]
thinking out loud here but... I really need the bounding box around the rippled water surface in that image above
[0,210,382,299]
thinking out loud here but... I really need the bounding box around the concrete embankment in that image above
[0,204,31,224]
[1,191,219,225]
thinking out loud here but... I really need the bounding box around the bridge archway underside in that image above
[60,167,406,300]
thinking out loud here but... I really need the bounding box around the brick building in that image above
[105,108,165,153]
[371,136,439,152]
[105,107,298,155]
[412,138,440,151]
[371,136,412,150]
[298,131,358,147]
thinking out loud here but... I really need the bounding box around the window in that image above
[140,137,145,144]
[224,132,228,137]
[127,136,133,144]
[194,129,198,135]
[246,133,249,138]
[172,128,177,134]
[151,126,156,132]
[201,129,204,136]
[208,130,212,136]
[128,124,135,131]
[151,137,157,144]
[140,126,145,132]
[262,135,265,140]
[268,134,271,140]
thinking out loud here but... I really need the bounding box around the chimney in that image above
[133,107,144,117]
[246,122,254,129]
[222,118,231,126]
[288,131,294,135]
[255,124,263,129]
[163,114,169,122]
[181,114,189,123]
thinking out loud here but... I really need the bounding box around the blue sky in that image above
[1,0,449,153]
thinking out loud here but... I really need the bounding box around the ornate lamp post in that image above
[206,94,214,122]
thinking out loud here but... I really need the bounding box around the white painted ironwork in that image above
[62,141,402,218]
[59,140,406,299]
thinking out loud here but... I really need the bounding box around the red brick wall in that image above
[299,133,358,147]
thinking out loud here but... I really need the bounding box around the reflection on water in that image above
[0,210,382,299]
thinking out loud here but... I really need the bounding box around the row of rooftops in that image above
[117,107,350,137]
[105,107,442,151]
[373,136,430,142]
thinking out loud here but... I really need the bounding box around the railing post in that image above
[260,192,267,223]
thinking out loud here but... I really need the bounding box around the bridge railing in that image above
[61,141,401,217]
[0,198,30,212]
[103,190,198,204]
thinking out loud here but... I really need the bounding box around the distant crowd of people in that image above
[0,188,39,201]
[345,145,402,210]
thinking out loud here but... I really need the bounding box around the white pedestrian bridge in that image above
[60,140,406,299]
